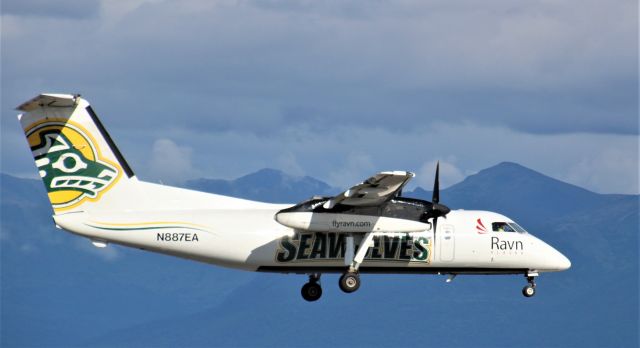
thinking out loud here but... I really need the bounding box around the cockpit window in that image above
[509,222,527,233]
[492,222,514,232]
[492,222,527,233]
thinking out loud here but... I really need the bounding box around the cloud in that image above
[327,152,375,189]
[565,147,640,195]
[2,0,636,135]
[417,159,466,190]
[1,0,637,194]
[275,151,305,177]
[2,0,100,19]
[147,138,199,184]
[167,122,638,193]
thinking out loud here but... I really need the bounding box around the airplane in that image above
[14,93,571,302]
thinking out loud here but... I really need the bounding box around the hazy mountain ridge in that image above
[1,163,638,347]
[186,168,339,203]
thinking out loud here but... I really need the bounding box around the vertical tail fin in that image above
[17,94,137,214]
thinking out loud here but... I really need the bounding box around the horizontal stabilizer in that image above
[16,94,78,112]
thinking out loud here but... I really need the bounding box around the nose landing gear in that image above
[522,274,537,297]
[301,273,322,302]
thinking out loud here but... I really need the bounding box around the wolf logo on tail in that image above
[27,120,120,209]
[18,94,135,213]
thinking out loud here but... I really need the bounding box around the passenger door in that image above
[439,224,455,262]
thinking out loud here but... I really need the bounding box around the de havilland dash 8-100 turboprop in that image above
[15,94,570,302]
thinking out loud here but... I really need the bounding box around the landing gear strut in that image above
[338,233,371,294]
[339,272,361,293]
[301,273,322,302]
[522,275,537,297]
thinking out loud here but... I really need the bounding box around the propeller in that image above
[424,162,451,239]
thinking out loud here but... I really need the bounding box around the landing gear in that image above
[301,274,322,302]
[522,275,536,298]
[339,272,361,293]
[337,232,371,294]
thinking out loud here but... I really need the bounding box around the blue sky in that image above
[1,0,638,194]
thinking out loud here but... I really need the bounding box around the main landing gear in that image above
[301,273,322,302]
[299,233,370,301]
[339,272,360,293]
[337,233,370,295]
[300,272,363,301]
[522,273,537,297]
[300,271,363,301]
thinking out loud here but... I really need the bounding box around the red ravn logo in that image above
[476,218,488,234]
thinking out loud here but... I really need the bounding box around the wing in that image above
[323,171,415,209]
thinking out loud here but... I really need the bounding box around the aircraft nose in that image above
[530,234,571,272]
[560,253,571,270]
[553,250,571,271]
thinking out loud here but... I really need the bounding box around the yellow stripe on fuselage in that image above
[88,220,210,229]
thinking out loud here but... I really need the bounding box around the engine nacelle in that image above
[275,211,429,233]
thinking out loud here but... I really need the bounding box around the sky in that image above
[1,0,638,194]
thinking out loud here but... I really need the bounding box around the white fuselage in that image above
[52,181,571,275]
[15,93,570,301]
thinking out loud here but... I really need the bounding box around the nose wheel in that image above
[301,274,322,302]
[522,275,536,297]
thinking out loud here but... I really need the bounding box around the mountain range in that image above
[1,162,638,347]
[186,168,339,203]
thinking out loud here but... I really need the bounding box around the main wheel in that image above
[522,284,536,297]
[339,272,360,293]
[301,282,322,302]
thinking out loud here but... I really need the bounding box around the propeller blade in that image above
[421,161,449,237]
[433,216,438,241]
[432,161,440,204]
